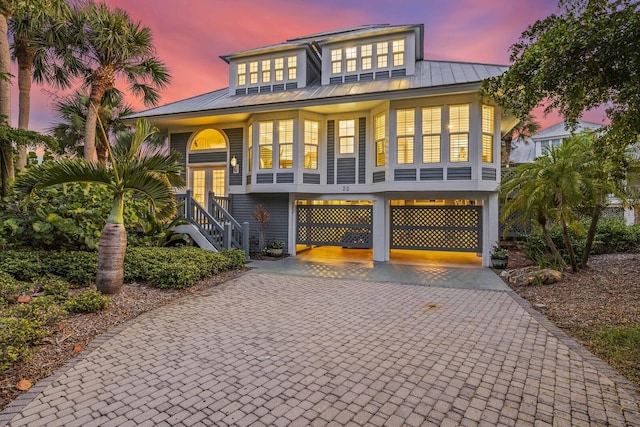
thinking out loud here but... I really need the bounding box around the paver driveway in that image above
[1,268,639,426]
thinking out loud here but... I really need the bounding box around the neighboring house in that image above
[129,24,510,266]
[508,120,637,225]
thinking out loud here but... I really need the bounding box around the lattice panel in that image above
[392,206,480,228]
[297,205,373,248]
[391,206,482,252]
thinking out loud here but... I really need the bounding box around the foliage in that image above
[128,211,189,248]
[63,290,109,314]
[0,271,22,304]
[482,0,640,174]
[6,296,67,326]
[124,247,244,289]
[490,243,508,260]
[524,219,640,264]
[0,182,157,250]
[0,317,47,372]
[0,249,97,285]
[253,204,270,250]
[219,249,247,270]
[267,240,284,250]
[39,276,69,302]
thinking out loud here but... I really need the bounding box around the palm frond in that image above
[123,172,177,222]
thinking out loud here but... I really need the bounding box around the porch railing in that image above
[176,190,250,257]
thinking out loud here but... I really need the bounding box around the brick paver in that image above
[1,270,639,426]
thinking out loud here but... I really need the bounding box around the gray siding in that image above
[358,117,366,184]
[327,120,335,184]
[256,173,274,184]
[482,167,497,180]
[277,172,294,183]
[303,173,320,184]
[170,132,191,178]
[420,168,444,181]
[230,193,289,253]
[188,151,227,164]
[337,158,356,184]
[394,169,417,181]
[447,167,472,180]
[373,171,385,183]
[224,128,243,186]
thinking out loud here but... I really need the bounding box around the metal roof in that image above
[128,60,508,120]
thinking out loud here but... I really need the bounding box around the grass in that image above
[576,324,640,387]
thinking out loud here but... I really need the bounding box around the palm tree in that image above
[9,0,71,170]
[49,89,136,163]
[501,115,540,165]
[66,2,170,162]
[15,119,185,294]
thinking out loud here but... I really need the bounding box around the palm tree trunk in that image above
[96,223,126,294]
[538,214,565,268]
[0,15,10,129]
[96,193,126,294]
[83,99,99,163]
[0,141,13,196]
[16,42,35,171]
[560,219,578,272]
[581,200,603,268]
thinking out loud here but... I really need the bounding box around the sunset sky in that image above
[8,0,607,133]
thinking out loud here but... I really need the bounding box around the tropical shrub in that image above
[0,317,49,371]
[6,296,68,326]
[0,272,23,304]
[39,276,70,302]
[64,291,110,314]
[0,250,97,285]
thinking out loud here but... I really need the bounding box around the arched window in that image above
[190,129,226,151]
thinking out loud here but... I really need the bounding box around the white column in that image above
[624,206,635,226]
[289,193,297,256]
[484,192,499,267]
[372,194,389,262]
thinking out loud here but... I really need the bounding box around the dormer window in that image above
[377,42,389,68]
[331,49,342,74]
[262,60,271,83]
[361,44,372,70]
[392,39,405,66]
[287,56,297,79]
[249,61,258,84]
[275,58,284,81]
[345,47,357,73]
[237,63,246,86]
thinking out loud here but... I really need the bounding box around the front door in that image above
[190,167,226,207]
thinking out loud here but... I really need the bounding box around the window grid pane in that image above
[287,56,297,79]
[248,124,253,171]
[259,122,273,169]
[482,105,494,133]
[377,42,388,68]
[449,105,469,133]
[396,109,415,136]
[375,114,386,166]
[376,140,386,166]
[422,107,441,134]
[279,144,292,168]
[304,145,318,169]
[249,61,258,84]
[304,120,319,169]
[397,137,414,164]
[423,135,441,163]
[482,134,493,163]
[346,59,356,72]
[450,134,469,162]
[212,169,225,198]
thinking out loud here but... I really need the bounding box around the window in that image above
[190,129,226,151]
[392,39,405,67]
[278,120,293,169]
[361,44,372,70]
[287,56,297,80]
[338,120,355,154]
[304,120,319,169]
[377,42,388,68]
[247,124,253,171]
[258,122,273,169]
[274,57,284,81]
[482,105,494,163]
[345,47,357,73]
[261,59,271,83]
[449,104,469,162]
[249,61,258,85]
[237,63,246,86]
[396,109,415,164]
[374,113,386,166]
[331,49,342,74]
[541,139,561,153]
[422,107,441,163]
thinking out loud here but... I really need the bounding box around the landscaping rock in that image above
[506,266,562,286]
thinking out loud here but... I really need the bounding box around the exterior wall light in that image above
[230,155,239,173]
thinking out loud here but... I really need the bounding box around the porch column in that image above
[372,194,389,262]
[483,192,499,267]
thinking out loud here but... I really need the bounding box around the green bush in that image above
[0,250,97,286]
[64,291,110,314]
[39,276,70,302]
[524,219,640,264]
[6,296,67,326]
[0,271,22,304]
[0,317,48,371]
[220,249,247,269]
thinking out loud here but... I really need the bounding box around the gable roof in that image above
[532,121,602,140]
[128,60,507,120]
